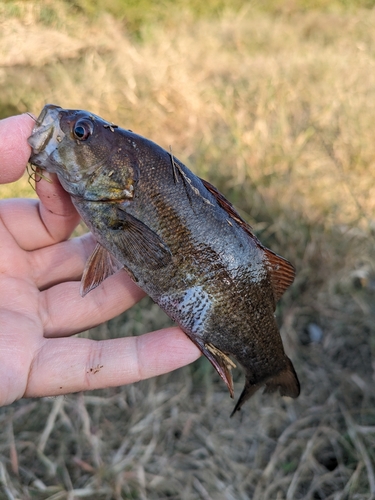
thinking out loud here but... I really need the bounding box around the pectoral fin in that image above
[81,243,123,297]
[111,208,172,269]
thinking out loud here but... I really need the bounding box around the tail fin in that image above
[263,357,300,398]
[230,381,262,417]
[230,357,300,417]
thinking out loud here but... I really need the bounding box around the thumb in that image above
[0,114,35,184]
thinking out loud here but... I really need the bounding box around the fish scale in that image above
[28,104,300,415]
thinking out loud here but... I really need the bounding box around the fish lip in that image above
[28,104,65,164]
[35,103,62,126]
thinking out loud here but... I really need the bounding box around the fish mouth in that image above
[28,104,66,167]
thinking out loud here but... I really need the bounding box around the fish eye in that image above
[73,120,93,141]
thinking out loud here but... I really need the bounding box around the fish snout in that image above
[28,104,65,163]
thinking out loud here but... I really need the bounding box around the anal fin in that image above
[200,342,236,398]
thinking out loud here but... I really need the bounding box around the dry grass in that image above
[1,1,375,498]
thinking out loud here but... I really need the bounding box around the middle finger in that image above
[29,233,96,290]
[39,271,146,337]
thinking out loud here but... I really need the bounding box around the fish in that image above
[28,104,300,415]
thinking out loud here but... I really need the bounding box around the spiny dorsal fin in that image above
[171,161,213,206]
[200,178,259,243]
[81,243,123,297]
[263,247,295,303]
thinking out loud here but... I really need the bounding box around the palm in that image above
[0,114,199,407]
[0,187,144,405]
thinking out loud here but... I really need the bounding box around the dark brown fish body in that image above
[28,104,300,414]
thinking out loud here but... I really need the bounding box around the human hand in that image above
[0,113,200,406]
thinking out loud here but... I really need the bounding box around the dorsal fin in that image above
[200,178,259,242]
[263,247,295,302]
[200,177,295,302]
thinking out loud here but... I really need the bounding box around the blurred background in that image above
[1,0,375,498]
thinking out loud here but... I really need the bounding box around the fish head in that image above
[28,104,138,201]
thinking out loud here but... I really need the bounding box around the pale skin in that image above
[0,113,200,407]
